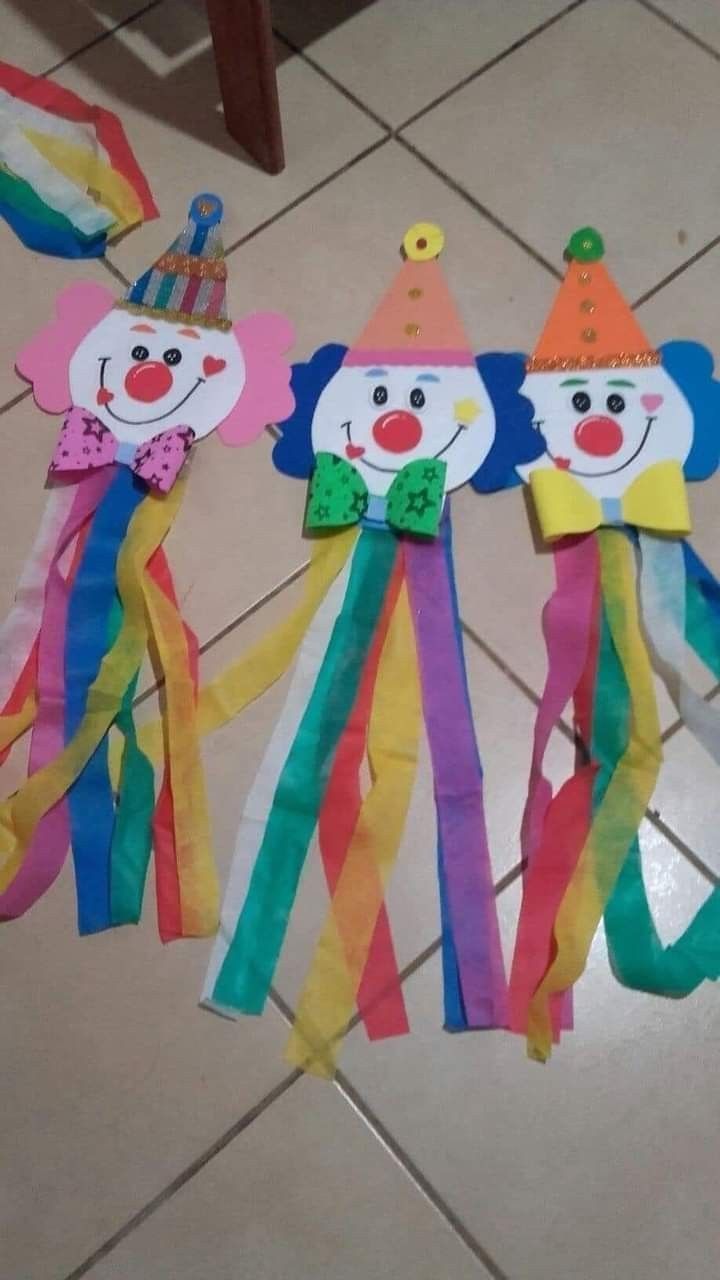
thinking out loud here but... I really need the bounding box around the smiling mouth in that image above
[97,357,204,426]
[341,421,465,473]
[545,416,657,478]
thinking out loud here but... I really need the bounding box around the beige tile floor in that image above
[2,1,720,1277]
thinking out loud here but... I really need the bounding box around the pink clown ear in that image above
[216,311,296,447]
[15,282,116,415]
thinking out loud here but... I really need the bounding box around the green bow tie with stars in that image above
[306,452,447,537]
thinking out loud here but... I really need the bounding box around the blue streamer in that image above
[65,467,146,934]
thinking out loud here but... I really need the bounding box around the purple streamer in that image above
[405,523,507,1028]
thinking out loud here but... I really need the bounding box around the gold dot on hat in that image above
[408,287,423,300]
[578,271,592,285]
[405,323,422,337]
[581,327,597,343]
[580,298,596,313]
[198,198,215,215]
[403,222,445,262]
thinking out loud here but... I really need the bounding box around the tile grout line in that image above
[0,386,31,419]
[224,137,392,255]
[632,233,720,309]
[645,807,720,886]
[42,0,163,78]
[396,0,589,133]
[273,28,392,131]
[334,1070,512,1280]
[634,0,720,65]
[61,1068,304,1280]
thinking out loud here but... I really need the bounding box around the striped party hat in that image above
[117,192,231,331]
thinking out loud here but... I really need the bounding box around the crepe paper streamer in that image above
[210,526,398,1015]
[202,557,356,1010]
[286,578,421,1076]
[199,225,540,1073]
[0,60,156,256]
[0,194,294,940]
[316,566,409,1042]
[524,530,662,1060]
[510,535,599,1038]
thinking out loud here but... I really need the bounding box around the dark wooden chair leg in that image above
[206,0,285,175]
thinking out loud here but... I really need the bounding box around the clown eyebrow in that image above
[416,373,440,383]
[364,368,388,377]
[559,377,588,386]
[178,327,200,339]
[131,323,156,333]
[606,378,635,387]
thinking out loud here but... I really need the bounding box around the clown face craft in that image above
[506,228,720,1063]
[517,226,720,541]
[0,193,294,943]
[278,223,539,537]
[199,224,543,1079]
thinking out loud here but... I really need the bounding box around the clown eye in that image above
[409,387,426,410]
[572,391,591,413]
[606,393,625,414]
[163,348,182,366]
[372,385,388,406]
[131,344,149,361]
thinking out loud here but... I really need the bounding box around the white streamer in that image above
[202,552,355,1014]
[0,107,113,236]
[0,485,76,710]
[638,531,720,764]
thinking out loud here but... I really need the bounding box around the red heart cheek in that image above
[203,356,227,377]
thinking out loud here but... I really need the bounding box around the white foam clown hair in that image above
[310,223,495,501]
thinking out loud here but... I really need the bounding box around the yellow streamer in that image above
[286,582,422,1077]
[142,569,218,937]
[0,693,37,754]
[0,483,181,892]
[23,128,143,231]
[136,528,358,765]
[527,529,662,1061]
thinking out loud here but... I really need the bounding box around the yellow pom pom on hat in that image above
[526,226,660,373]
[343,221,475,368]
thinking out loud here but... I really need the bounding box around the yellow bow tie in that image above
[529,459,691,543]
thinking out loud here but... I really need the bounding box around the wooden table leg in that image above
[206,0,285,175]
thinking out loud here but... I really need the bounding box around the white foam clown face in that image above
[519,364,693,499]
[68,309,245,446]
[310,362,496,497]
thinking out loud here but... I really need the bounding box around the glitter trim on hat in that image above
[116,193,231,331]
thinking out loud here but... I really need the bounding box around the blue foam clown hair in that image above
[659,341,720,481]
[470,352,542,492]
[273,344,347,479]
[273,345,541,489]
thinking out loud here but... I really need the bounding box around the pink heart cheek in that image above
[203,356,227,377]
[641,393,664,413]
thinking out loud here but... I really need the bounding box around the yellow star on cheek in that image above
[453,397,481,426]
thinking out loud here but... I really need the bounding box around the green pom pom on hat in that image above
[565,226,605,263]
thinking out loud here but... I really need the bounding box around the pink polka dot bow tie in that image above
[49,406,196,493]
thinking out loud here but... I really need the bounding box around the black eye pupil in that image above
[606,393,625,414]
[372,385,388,406]
[572,391,591,413]
[131,344,149,361]
[164,348,182,366]
[410,387,426,409]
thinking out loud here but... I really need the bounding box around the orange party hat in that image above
[344,222,475,367]
[526,227,659,373]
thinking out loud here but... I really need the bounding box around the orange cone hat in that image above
[526,227,659,373]
[343,222,475,367]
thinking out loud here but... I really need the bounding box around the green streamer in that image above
[604,551,720,995]
[212,526,398,1014]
